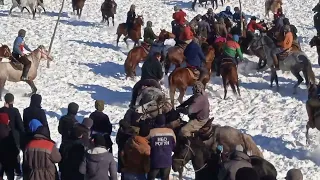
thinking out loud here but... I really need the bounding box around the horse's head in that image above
[1,45,11,58]
[172,137,193,172]
[159,29,175,41]
[34,45,53,62]
[309,36,320,47]
[308,81,320,99]
[135,15,144,26]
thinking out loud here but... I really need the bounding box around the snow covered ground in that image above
[1,0,320,179]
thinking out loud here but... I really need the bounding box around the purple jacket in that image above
[148,128,176,169]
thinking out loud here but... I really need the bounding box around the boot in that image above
[21,66,30,81]
[272,54,280,70]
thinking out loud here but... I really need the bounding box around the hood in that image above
[67,102,79,115]
[86,147,109,162]
[30,94,42,108]
[29,119,43,133]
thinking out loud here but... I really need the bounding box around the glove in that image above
[176,107,188,114]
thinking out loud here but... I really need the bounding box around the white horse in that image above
[0,45,52,99]
[9,0,45,19]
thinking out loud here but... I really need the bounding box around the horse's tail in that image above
[124,51,133,78]
[242,133,264,158]
[307,60,316,85]
[168,72,176,107]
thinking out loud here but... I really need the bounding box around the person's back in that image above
[58,102,79,142]
[197,20,210,38]
[90,100,112,135]
[141,52,163,81]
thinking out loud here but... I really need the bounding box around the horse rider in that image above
[306,84,320,129]
[202,8,216,26]
[232,7,246,35]
[282,18,299,47]
[271,25,293,70]
[313,3,320,35]
[179,22,194,44]
[143,21,158,45]
[246,16,266,50]
[126,5,136,35]
[130,52,163,107]
[215,34,244,76]
[172,6,187,43]
[213,17,228,40]
[12,29,32,81]
[197,16,211,42]
[176,81,210,137]
[189,14,202,34]
[219,6,233,20]
[183,36,207,82]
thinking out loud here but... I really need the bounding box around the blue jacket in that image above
[13,36,31,55]
[184,41,206,67]
[147,41,165,59]
[148,123,176,169]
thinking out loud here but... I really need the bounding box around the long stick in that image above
[239,0,243,36]
[47,0,65,68]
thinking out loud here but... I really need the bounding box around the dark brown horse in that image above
[100,0,117,26]
[310,35,320,66]
[73,0,86,18]
[0,45,11,61]
[220,59,240,99]
[169,44,215,105]
[124,30,175,78]
[116,16,144,48]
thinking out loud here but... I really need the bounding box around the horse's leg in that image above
[169,81,176,106]
[291,68,303,94]
[124,36,129,48]
[25,80,37,96]
[317,46,320,66]
[270,69,276,88]
[223,76,228,100]
[112,16,114,26]
[220,0,223,6]
[306,124,310,145]
[177,87,186,104]
[116,34,121,47]
[31,7,35,19]
[236,80,241,97]
[0,79,6,101]
[214,0,218,9]
[107,17,109,26]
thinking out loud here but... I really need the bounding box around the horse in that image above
[168,44,215,106]
[0,45,52,99]
[124,29,175,78]
[220,58,241,99]
[164,43,187,75]
[253,35,315,93]
[250,155,277,179]
[72,0,86,18]
[309,35,320,66]
[305,82,320,144]
[116,16,144,48]
[10,0,44,19]
[100,0,116,26]
[265,0,282,18]
[0,45,12,62]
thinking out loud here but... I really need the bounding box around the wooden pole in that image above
[47,0,65,68]
[239,0,243,36]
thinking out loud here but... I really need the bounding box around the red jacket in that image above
[179,26,193,41]
[247,20,264,32]
[172,10,186,25]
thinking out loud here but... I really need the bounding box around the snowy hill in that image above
[1,0,320,179]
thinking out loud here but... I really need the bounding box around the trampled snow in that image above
[0,0,320,179]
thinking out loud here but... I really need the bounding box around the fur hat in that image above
[155,114,166,128]
[285,169,303,180]
[82,118,93,129]
[235,167,259,180]
[95,100,105,111]
[4,93,14,104]
[192,81,205,94]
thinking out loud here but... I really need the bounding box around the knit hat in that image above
[95,100,105,111]
[4,93,14,103]
[235,167,259,180]
[82,118,93,129]
[285,169,303,180]
[139,123,150,137]
[29,119,43,133]
[68,102,79,115]
[92,134,106,147]
[155,114,166,128]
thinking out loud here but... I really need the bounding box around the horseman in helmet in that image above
[126,5,136,36]
[176,81,210,137]
[12,29,32,81]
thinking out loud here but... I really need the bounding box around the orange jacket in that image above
[179,26,193,41]
[278,32,293,50]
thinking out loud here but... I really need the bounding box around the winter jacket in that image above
[247,20,264,32]
[274,16,284,31]
[73,123,91,148]
[147,41,165,59]
[178,93,210,121]
[23,95,50,138]
[126,10,136,24]
[223,40,243,59]
[59,139,86,180]
[197,20,211,38]
[219,151,252,180]
[278,32,293,50]
[184,40,206,67]
[0,106,24,149]
[233,12,245,22]
[79,147,117,180]
[314,13,320,28]
[89,110,112,135]
[172,10,186,25]
[23,134,61,180]
[58,114,78,143]
[219,10,233,19]
[179,25,194,41]
[141,56,163,81]
[148,127,176,169]
[13,36,31,55]
[213,22,228,38]
[121,135,150,174]
[144,27,157,44]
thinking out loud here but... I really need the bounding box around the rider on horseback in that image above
[172,6,186,44]
[219,6,233,20]
[143,21,158,45]
[313,3,320,35]
[271,25,293,70]
[126,5,136,36]
[246,16,266,50]
[202,8,216,27]
[197,16,211,41]
[216,34,244,76]
[183,38,206,82]
[213,17,228,39]
[12,29,32,81]
[176,81,209,137]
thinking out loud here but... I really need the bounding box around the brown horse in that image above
[0,45,11,61]
[164,44,187,75]
[124,30,175,79]
[169,44,215,105]
[73,0,86,18]
[116,16,144,48]
[100,0,117,26]
[220,59,240,99]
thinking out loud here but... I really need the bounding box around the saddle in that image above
[185,66,200,80]
[9,57,23,71]
[140,42,151,54]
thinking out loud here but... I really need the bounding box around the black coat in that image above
[126,10,136,25]
[58,114,78,143]
[89,111,112,135]
[0,124,19,172]
[141,57,163,81]
[0,106,24,149]
[23,107,50,136]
